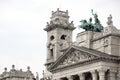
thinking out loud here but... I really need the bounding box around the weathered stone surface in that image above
[44,9,120,80]
[0,65,36,80]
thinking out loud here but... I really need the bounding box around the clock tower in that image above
[44,8,75,68]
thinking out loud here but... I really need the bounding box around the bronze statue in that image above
[79,10,103,32]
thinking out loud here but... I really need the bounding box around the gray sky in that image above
[0,0,120,78]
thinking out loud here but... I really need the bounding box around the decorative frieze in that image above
[57,50,97,68]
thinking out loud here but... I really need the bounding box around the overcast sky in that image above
[0,0,120,78]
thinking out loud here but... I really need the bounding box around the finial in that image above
[71,21,73,24]
[66,10,68,15]
[91,9,93,12]
[4,67,7,72]
[52,11,54,13]
[36,72,39,80]
[12,65,15,69]
[57,8,59,11]
[42,70,44,75]
[47,22,49,25]
[107,14,113,26]
[27,66,30,70]
[91,9,93,14]
[66,10,68,13]
[20,69,22,71]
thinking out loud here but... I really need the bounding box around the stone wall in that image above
[76,26,120,56]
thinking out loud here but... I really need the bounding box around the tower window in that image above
[50,35,54,41]
[61,35,66,40]
[50,49,53,57]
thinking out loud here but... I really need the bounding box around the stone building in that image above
[0,65,38,80]
[43,8,120,80]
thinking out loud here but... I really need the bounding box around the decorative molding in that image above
[57,50,97,68]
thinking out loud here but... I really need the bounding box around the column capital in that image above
[90,70,96,74]
[90,70,97,80]
[78,73,85,76]
[78,73,85,80]
[110,69,117,73]
[98,69,107,75]
[67,75,73,80]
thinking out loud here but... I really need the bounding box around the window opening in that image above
[61,35,67,40]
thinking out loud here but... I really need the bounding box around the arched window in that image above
[61,35,67,40]
[50,35,54,41]
[50,49,53,58]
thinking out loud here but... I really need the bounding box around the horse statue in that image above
[79,10,103,32]
[79,20,88,31]
[79,18,94,31]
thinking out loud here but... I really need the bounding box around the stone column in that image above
[67,75,73,80]
[78,73,85,80]
[117,70,120,80]
[109,71,116,80]
[98,70,105,80]
[91,70,97,80]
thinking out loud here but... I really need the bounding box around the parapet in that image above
[51,8,69,19]
[44,8,75,32]
[76,15,120,56]
[0,65,35,80]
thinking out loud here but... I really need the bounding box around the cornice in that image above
[92,33,120,42]
[48,45,120,73]
[50,57,119,73]
[44,24,75,32]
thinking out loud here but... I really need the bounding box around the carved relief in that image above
[103,38,109,46]
[57,50,97,67]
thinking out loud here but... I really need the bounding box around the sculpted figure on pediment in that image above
[58,50,97,67]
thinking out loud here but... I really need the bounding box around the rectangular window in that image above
[50,49,53,57]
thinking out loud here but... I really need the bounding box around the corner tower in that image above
[44,8,75,67]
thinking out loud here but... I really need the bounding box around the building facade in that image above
[43,9,120,80]
[0,65,38,80]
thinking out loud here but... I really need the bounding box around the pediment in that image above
[49,46,101,71]
[56,50,97,68]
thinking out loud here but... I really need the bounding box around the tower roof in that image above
[51,8,69,19]
[44,8,75,32]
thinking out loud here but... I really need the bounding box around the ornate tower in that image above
[44,8,75,67]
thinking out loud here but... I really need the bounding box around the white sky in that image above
[0,0,120,78]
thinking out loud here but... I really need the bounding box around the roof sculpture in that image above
[79,9,103,32]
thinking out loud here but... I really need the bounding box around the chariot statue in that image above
[79,9,103,32]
